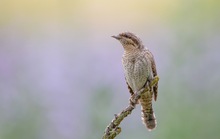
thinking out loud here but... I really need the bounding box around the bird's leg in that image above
[129,93,136,107]
[129,97,136,108]
[129,93,139,107]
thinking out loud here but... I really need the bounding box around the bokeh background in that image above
[0,0,220,139]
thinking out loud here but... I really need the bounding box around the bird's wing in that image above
[145,50,158,101]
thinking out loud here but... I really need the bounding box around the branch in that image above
[102,76,159,139]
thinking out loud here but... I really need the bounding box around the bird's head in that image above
[112,32,144,52]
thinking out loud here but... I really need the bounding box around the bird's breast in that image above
[122,55,150,92]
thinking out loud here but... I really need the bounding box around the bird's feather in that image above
[145,50,158,101]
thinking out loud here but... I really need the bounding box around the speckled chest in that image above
[122,52,151,92]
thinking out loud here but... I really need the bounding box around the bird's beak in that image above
[111,35,121,40]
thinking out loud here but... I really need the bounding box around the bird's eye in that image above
[124,40,131,45]
[127,39,134,45]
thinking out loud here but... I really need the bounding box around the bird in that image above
[112,32,158,130]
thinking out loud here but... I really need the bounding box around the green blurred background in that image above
[0,0,220,139]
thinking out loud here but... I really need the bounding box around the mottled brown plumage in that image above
[112,32,158,130]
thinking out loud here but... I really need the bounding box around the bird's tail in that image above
[139,91,156,131]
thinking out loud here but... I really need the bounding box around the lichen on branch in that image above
[102,76,159,139]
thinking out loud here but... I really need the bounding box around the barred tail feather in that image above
[141,110,156,130]
[139,91,157,131]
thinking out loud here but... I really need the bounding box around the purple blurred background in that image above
[0,0,220,139]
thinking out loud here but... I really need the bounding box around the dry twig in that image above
[102,76,159,139]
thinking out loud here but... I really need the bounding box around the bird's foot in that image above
[129,94,139,108]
